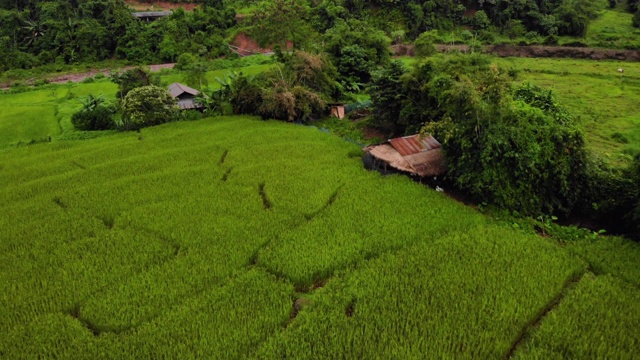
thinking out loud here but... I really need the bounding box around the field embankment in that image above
[0,117,639,358]
[393,44,640,62]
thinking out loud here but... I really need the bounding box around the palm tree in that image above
[22,18,45,47]
[78,94,105,112]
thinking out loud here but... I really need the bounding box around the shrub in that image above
[525,31,539,40]
[414,31,438,57]
[579,157,640,237]
[229,75,264,115]
[460,30,473,41]
[563,41,589,47]
[259,83,326,122]
[505,19,527,39]
[473,10,491,30]
[336,45,376,87]
[633,10,640,28]
[175,53,199,71]
[119,85,176,130]
[71,105,115,131]
[544,35,559,45]
[478,31,495,43]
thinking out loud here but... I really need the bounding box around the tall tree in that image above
[250,0,315,49]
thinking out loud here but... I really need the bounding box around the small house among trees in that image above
[168,82,202,110]
[363,134,446,177]
[132,11,173,21]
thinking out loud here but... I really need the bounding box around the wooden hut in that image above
[168,82,202,110]
[363,134,446,177]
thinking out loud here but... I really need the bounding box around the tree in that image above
[111,67,160,101]
[369,61,407,135]
[414,30,438,57]
[250,0,315,49]
[415,57,587,215]
[473,10,491,30]
[120,86,176,130]
[183,62,209,89]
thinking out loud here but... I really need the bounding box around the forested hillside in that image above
[2,0,640,73]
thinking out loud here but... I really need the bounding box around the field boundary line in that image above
[503,270,589,359]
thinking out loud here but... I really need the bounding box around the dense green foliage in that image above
[371,55,588,215]
[70,101,115,131]
[222,51,341,122]
[0,0,234,72]
[0,117,638,357]
[120,85,176,130]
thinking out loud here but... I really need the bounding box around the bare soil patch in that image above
[126,0,197,11]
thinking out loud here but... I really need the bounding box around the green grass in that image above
[0,116,638,358]
[587,7,640,49]
[494,57,640,164]
[161,64,274,89]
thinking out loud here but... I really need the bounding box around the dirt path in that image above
[0,63,175,90]
[392,44,640,61]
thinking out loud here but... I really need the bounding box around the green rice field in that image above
[1,116,639,358]
[0,63,272,148]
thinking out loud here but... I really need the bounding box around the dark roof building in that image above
[168,82,202,110]
[132,11,173,21]
[364,134,446,177]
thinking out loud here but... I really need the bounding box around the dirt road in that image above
[392,44,640,61]
[0,63,175,90]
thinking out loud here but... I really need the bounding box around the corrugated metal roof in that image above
[365,134,446,177]
[168,82,200,98]
[388,134,441,156]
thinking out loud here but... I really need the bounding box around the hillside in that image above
[1,117,639,358]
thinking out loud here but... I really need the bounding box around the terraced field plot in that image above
[1,117,639,358]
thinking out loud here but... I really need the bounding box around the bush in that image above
[229,75,264,115]
[505,19,526,39]
[544,35,559,45]
[259,84,326,122]
[460,30,474,41]
[414,31,438,57]
[579,157,640,237]
[473,10,491,30]
[336,45,376,87]
[562,41,589,47]
[478,31,495,43]
[525,31,539,40]
[175,53,199,71]
[119,85,176,130]
[71,105,115,131]
[633,10,640,28]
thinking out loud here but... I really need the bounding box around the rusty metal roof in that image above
[388,134,441,156]
[365,134,446,177]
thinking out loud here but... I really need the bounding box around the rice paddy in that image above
[1,116,639,358]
